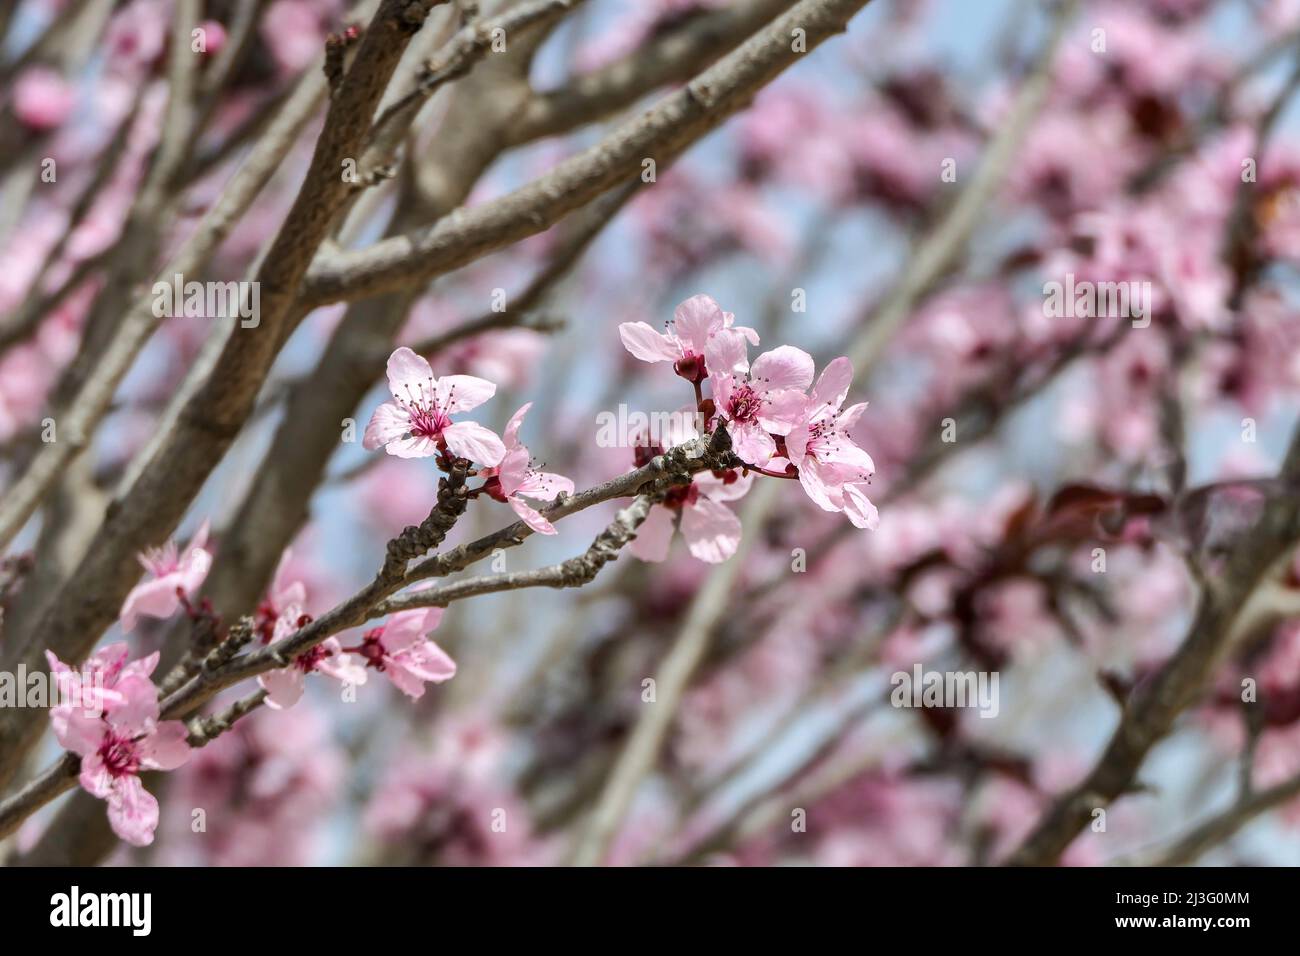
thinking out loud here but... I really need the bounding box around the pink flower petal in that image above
[362,400,413,451]
[397,639,457,683]
[618,322,679,363]
[119,577,183,633]
[139,721,191,771]
[383,433,441,459]
[798,457,840,512]
[105,674,161,733]
[502,402,533,447]
[838,401,870,431]
[704,328,749,377]
[810,356,854,410]
[79,752,115,799]
[258,667,305,710]
[681,495,742,563]
[518,469,574,500]
[626,505,676,562]
[785,418,811,467]
[751,345,814,392]
[730,421,777,465]
[509,496,557,534]
[843,483,881,530]
[106,774,160,847]
[757,389,809,435]
[442,420,506,466]
[434,373,496,414]
[386,346,435,401]
[51,709,105,756]
[496,446,532,498]
[673,294,724,354]
[380,608,441,653]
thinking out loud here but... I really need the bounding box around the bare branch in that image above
[1005,427,1300,865]
[301,0,878,307]
[375,494,656,613]
[0,0,438,791]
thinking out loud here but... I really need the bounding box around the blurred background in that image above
[4,0,1300,865]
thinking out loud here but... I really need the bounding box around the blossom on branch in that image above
[630,465,752,564]
[618,293,757,382]
[259,606,367,710]
[707,340,815,465]
[619,296,879,539]
[783,357,879,530]
[352,607,457,700]
[479,403,576,534]
[119,520,213,632]
[46,647,190,847]
[363,347,506,465]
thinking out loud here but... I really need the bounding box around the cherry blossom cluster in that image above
[45,644,190,847]
[363,347,575,534]
[619,294,879,563]
[57,292,879,845]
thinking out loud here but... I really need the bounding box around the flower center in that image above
[294,644,334,673]
[406,402,451,439]
[360,630,387,671]
[98,733,141,778]
[727,382,762,423]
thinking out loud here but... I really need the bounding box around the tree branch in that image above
[300,0,877,307]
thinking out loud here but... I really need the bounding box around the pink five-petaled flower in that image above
[363,347,506,465]
[628,439,754,564]
[618,294,758,382]
[47,647,190,847]
[479,403,575,534]
[783,357,880,530]
[258,605,367,710]
[119,520,213,633]
[705,338,814,465]
[354,608,457,699]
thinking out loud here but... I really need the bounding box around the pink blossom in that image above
[707,342,813,465]
[353,608,457,699]
[480,403,575,534]
[47,648,190,847]
[618,294,758,381]
[363,346,505,464]
[46,642,151,721]
[12,68,76,131]
[258,605,367,710]
[253,550,309,643]
[119,520,213,632]
[628,466,752,564]
[783,358,879,529]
